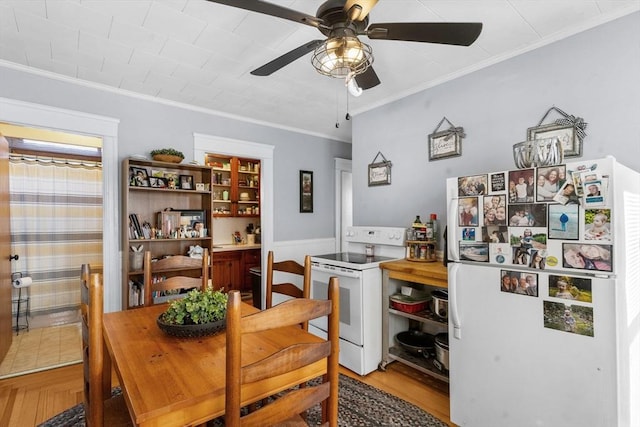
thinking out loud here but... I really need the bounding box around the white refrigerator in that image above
[445,156,639,427]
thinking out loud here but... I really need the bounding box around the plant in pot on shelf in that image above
[150,148,185,164]
[157,287,228,338]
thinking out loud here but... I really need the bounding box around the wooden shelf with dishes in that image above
[206,154,260,218]
[122,158,213,309]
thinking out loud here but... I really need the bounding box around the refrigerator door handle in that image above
[447,197,459,261]
[449,262,462,339]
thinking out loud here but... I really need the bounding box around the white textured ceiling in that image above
[1,0,638,142]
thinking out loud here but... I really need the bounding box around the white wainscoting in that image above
[257,238,336,309]
[269,238,336,264]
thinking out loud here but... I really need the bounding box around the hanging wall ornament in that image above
[527,106,588,158]
[428,117,465,161]
[368,151,392,186]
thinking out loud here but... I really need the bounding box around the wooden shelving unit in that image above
[122,158,213,309]
[379,260,449,382]
[205,154,260,218]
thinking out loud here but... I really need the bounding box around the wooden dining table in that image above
[102,302,327,427]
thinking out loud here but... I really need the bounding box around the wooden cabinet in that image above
[122,158,213,309]
[379,260,449,382]
[211,251,242,291]
[212,249,260,292]
[242,249,260,290]
[205,154,260,218]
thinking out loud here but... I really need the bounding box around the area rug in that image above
[39,374,447,426]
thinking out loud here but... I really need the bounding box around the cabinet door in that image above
[242,249,261,292]
[212,252,242,291]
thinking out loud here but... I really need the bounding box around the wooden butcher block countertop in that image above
[379,259,448,288]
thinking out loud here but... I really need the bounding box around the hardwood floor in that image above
[0,362,453,426]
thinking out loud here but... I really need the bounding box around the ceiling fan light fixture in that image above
[311,35,373,79]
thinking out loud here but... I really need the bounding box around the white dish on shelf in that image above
[239,192,250,201]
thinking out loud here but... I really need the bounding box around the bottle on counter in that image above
[426,213,438,242]
[412,215,427,240]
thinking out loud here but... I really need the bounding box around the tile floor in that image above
[0,323,82,379]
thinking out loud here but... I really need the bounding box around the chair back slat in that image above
[243,298,331,333]
[241,382,331,427]
[242,341,331,384]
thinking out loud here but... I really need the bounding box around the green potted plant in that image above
[157,287,228,337]
[150,148,185,164]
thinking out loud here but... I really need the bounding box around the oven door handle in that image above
[312,264,361,278]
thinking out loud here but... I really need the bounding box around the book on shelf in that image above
[129,213,144,239]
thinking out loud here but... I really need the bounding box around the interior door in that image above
[0,135,12,361]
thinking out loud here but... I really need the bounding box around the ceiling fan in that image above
[206,0,482,92]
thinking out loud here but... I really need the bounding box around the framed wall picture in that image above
[368,151,392,186]
[527,122,581,157]
[368,162,391,186]
[428,130,462,161]
[300,170,313,213]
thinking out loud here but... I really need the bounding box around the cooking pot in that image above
[395,330,434,355]
[432,289,448,319]
[434,333,449,371]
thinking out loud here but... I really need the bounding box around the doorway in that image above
[0,123,103,378]
[335,158,352,252]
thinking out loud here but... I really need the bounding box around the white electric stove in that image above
[309,226,406,376]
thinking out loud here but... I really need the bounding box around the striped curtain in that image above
[9,156,103,314]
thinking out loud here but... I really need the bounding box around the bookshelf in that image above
[122,158,213,309]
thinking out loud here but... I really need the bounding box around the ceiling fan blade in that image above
[250,40,324,76]
[206,0,323,28]
[355,66,381,90]
[366,22,483,46]
[344,0,379,22]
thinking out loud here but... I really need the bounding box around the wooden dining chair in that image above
[265,250,311,329]
[80,265,132,427]
[225,276,340,427]
[143,248,209,306]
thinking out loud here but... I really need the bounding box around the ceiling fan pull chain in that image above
[335,89,340,128]
[345,85,351,120]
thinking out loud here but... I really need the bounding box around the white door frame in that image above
[334,158,352,252]
[0,97,121,312]
[193,133,274,307]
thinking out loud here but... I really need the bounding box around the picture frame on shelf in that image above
[149,177,168,188]
[130,167,149,187]
[527,122,581,157]
[179,174,194,190]
[428,130,462,161]
[179,210,206,231]
[300,170,313,213]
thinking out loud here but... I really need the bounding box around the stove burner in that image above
[312,252,398,265]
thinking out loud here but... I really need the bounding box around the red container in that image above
[390,294,428,313]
